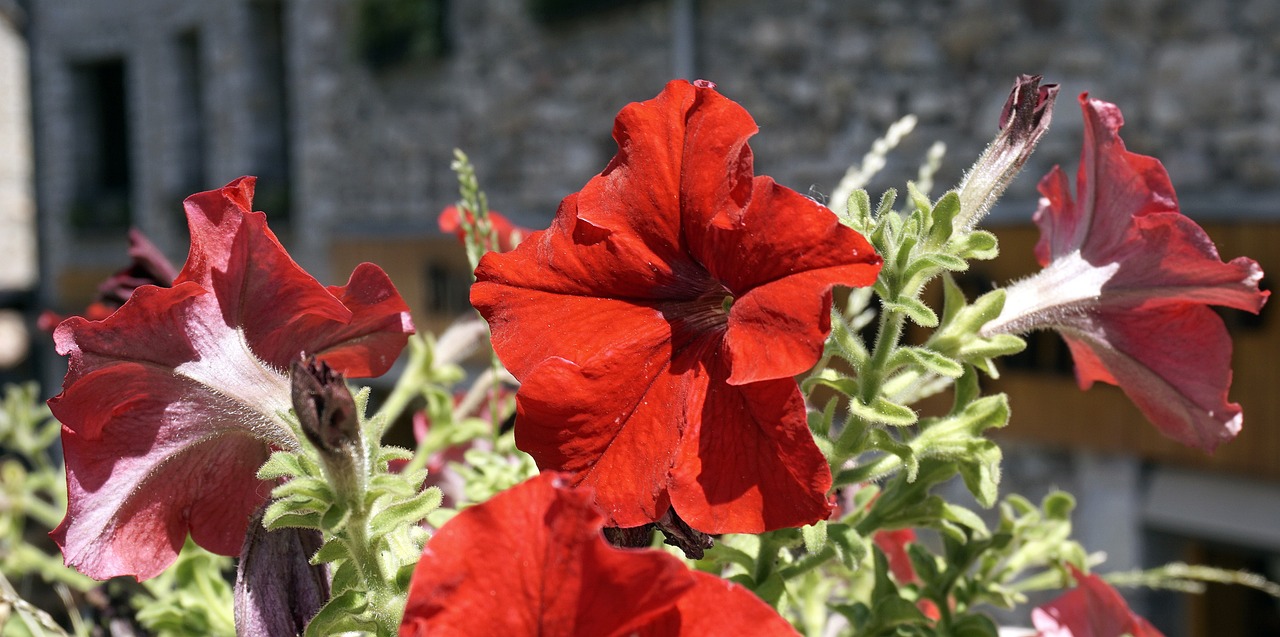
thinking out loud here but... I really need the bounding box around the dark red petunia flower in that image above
[438,205,529,252]
[37,228,179,332]
[1032,567,1165,637]
[471,80,882,534]
[49,177,414,580]
[399,472,799,636]
[982,94,1267,452]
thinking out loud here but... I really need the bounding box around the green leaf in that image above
[884,297,938,328]
[257,451,308,480]
[849,396,917,427]
[320,502,352,533]
[1043,491,1076,520]
[941,503,989,536]
[828,523,871,572]
[847,188,873,231]
[890,347,964,378]
[867,429,918,482]
[372,487,444,537]
[310,539,349,565]
[953,230,999,260]
[270,476,334,503]
[951,613,1001,637]
[804,368,860,397]
[802,520,828,555]
[906,180,932,214]
[960,334,1027,360]
[959,440,1003,508]
[917,251,968,272]
[928,191,960,246]
[303,589,372,637]
[877,188,898,218]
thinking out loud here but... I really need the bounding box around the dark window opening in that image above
[426,263,469,315]
[70,58,131,233]
[247,0,291,222]
[174,29,208,199]
[354,0,451,70]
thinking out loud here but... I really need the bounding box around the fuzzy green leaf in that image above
[884,297,939,328]
[953,230,999,260]
[828,523,870,572]
[372,487,444,537]
[849,396,917,427]
[928,191,960,246]
[257,451,308,481]
[891,347,964,378]
[801,520,828,555]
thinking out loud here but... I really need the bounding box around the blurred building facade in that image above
[22,1,1280,634]
[0,1,35,382]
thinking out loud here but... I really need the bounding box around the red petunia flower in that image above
[399,472,799,636]
[1032,567,1165,637]
[438,205,529,252]
[982,94,1267,452]
[49,177,414,580]
[37,228,179,332]
[471,80,882,534]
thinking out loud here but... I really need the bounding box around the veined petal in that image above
[515,354,687,528]
[50,352,275,579]
[670,361,833,533]
[399,473,695,637]
[997,96,1266,453]
[709,178,881,384]
[50,178,413,580]
[1104,213,1267,313]
[635,571,800,637]
[1059,303,1242,452]
[400,473,797,637]
[474,81,878,534]
[181,179,411,373]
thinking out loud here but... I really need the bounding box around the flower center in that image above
[664,284,735,341]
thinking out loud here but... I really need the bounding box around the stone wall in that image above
[295,0,1280,245]
[29,0,1279,283]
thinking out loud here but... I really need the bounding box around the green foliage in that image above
[134,541,236,637]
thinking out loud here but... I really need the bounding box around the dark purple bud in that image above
[957,74,1060,229]
[234,507,330,637]
[291,355,359,454]
[602,508,713,560]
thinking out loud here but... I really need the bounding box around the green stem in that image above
[859,303,906,405]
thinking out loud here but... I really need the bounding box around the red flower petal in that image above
[873,527,920,584]
[49,177,413,580]
[1032,567,1165,637]
[472,80,880,533]
[1061,302,1242,450]
[988,95,1267,452]
[438,205,529,252]
[399,473,797,637]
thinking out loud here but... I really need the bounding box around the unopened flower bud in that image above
[956,74,1059,230]
[235,507,330,637]
[291,354,359,454]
